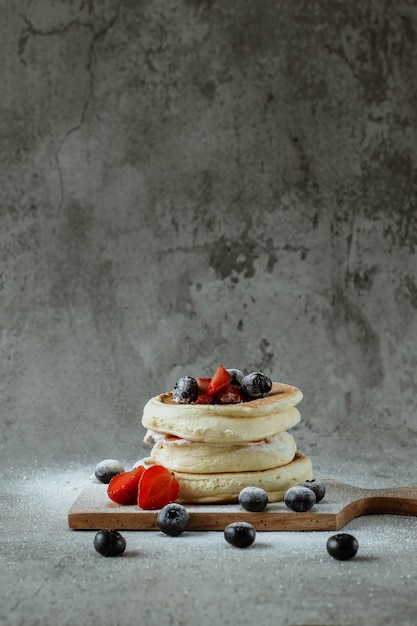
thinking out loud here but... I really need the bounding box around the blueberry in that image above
[94,459,125,484]
[238,487,268,512]
[227,368,244,386]
[157,503,190,536]
[284,486,316,512]
[299,479,326,503]
[326,533,359,561]
[241,372,272,399]
[94,529,126,557]
[224,522,256,548]
[172,376,198,403]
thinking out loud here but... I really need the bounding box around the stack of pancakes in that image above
[140,382,313,503]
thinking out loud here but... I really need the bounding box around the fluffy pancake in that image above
[142,382,302,443]
[137,452,313,504]
[145,430,297,473]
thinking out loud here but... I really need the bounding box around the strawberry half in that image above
[207,365,232,396]
[195,377,214,404]
[107,465,145,505]
[196,377,211,393]
[194,392,214,404]
[138,465,180,510]
[214,383,246,404]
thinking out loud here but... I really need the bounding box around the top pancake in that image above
[141,382,303,443]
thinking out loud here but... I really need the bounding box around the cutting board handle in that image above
[334,483,417,528]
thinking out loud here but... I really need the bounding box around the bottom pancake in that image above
[137,452,313,504]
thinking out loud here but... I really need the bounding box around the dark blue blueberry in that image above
[227,368,244,386]
[241,372,272,399]
[238,487,268,512]
[224,522,256,548]
[326,533,359,561]
[284,486,316,512]
[299,479,326,503]
[157,503,190,536]
[94,529,126,557]
[172,376,198,403]
[94,459,125,484]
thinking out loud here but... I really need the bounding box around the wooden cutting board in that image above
[68,479,417,531]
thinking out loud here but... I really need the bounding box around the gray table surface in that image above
[2,434,417,626]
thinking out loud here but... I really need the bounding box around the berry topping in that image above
[214,383,246,404]
[107,465,145,505]
[194,392,214,404]
[241,372,272,399]
[157,503,190,536]
[299,479,326,503]
[196,377,211,393]
[95,459,125,484]
[171,366,274,404]
[138,465,180,510]
[326,533,359,561]
[173,376,199,403]
[227,368,244,386]
[284,486,316,512]
[224,522,256,548]
[238,486,269,512]
[195,377,214,404]
[94,529,126,557]
[207,365,232,396]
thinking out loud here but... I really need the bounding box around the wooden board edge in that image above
[68,508,340,532]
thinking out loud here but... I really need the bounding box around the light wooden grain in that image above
[68,479,417,531]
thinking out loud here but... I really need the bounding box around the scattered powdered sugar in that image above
[5,463,417,566]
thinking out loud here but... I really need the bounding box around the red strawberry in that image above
[195,377,214,404]
[107,465,145,505]
[138,465,180,510]
[194,392,214,404]
[196,377,211,393]
[214,383,246,404]
[207,365,232,396]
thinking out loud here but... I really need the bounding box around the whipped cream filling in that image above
[144,429,294,451]
[144,430,190,445]
[144,429,298,473]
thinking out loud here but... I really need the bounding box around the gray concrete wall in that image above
[1,0,416,466]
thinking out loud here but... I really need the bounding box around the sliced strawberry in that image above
[194,377,214,404]
[165,434,182,442]
[214,383,246,404]
[196,377,211,393]
[207,365,232,396]
[194,392,214,404]
[138,465,180,510]
[107,465,145,505]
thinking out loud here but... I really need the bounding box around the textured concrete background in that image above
[1,0,417,465]
[2,3,417,626]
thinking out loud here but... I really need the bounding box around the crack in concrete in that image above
[18,3,122,213]
[323,40,360,81]
[56,1,123,211]
[7,554,72,616]
[8,576,47,614]
[49,124,65,214]
[17,14,91,66]
[82,0,122,123]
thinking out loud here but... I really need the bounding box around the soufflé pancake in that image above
[139,367,313,504]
